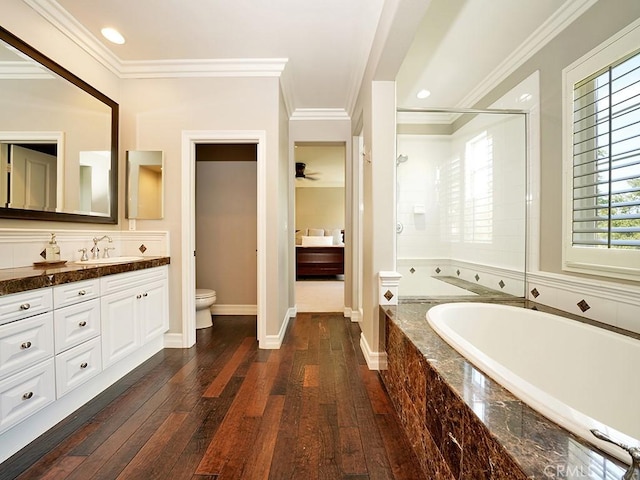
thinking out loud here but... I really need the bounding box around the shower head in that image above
[396,154,408,165]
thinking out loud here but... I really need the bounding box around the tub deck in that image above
[381,299,631,479]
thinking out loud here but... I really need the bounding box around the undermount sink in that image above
[75,256,145,265]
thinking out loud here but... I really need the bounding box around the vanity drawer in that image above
[0,288,53,326]
[53,279,100,309]
[0,358,55,434]
[55,337,102,398]
[0,313,54,380]
[53,299,101,353]
[100,266,167,295]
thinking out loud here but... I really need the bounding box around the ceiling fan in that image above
[295,162,320,181]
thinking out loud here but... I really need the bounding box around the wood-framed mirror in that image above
[0,25,118,224]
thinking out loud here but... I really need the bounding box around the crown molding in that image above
[290,108,351,121]
[456,0,599,109]
[25,0,289,79]
[0,61,53,79]
[117,58,287,79]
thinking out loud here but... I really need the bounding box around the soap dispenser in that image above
[45,233,61,261]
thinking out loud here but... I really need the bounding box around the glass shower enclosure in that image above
[395,108,528,300]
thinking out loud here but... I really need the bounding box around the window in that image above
[563,19,640,280]
[464,132,493,244]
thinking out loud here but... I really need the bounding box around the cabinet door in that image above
[140,280,168,343]
[101,290,140,368]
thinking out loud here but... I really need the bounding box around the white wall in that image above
[121,75,286,337]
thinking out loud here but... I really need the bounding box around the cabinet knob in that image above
[136,294,142,299]
[21,341,32,349]
[80,362,88,369]
[78,290,86,296]
[22,392,33,400]
[143,292,148,297]
[19,303,30,310]
[78,321,87,327]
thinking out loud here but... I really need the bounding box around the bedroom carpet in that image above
[295,279,344,312]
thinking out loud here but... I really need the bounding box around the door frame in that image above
[181,130,267,347]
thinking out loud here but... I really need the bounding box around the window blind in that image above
[572,49,640,249]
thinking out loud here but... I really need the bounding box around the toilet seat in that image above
[196,288,216,299]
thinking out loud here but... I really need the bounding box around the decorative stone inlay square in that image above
[499,280,505,289]
[474,274,480,281]
[577,299,590,312]
[410,267,416,274]
[531,288,540,298]
[435,267,441,274]
[384,290,394,301]
[139,244,148,253]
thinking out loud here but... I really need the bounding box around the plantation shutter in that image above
[572,49,640,249]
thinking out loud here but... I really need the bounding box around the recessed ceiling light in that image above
[101,27,125,45]
[416,89,431,99]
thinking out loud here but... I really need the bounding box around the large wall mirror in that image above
[0,26,118,224]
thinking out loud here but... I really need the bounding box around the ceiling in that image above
[23,0,585,116]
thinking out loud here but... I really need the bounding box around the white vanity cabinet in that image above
[0,261,169,462]
[100,267,168,368]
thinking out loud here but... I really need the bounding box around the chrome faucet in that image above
[91,235,113,259]
[591,429,640,480]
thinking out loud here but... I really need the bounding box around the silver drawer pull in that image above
[78,321,87,327]
[136,294,142,299]
[78,290,87,296]
[21,341,32,349]
[19,303,31,310]
[22,392,33,400]
[80,362,88,369]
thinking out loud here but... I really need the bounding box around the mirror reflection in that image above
[0,26,118,223]
[126,151,163,219]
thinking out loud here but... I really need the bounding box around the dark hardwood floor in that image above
[2,313,424,480]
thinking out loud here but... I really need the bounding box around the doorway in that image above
[181,130,267,348]
[195,144,257,317]
[294,142,346,312]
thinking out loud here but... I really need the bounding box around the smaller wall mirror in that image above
[126,150,163,219]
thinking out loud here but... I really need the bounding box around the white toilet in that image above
[195,289,216,329]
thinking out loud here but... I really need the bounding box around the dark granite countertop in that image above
[0,257,170,296]
[383,300,629,480]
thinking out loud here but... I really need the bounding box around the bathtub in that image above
[426,302,640,465]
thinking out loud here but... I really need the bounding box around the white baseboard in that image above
[359,332,387,370]
[260,308,294,349]
[163,332,184,348]
[211,304,257,316]
[350,309,362,323]
[344,307,352,318]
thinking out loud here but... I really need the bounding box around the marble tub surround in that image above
[0,256,170,296]
[381,301,629,480]
[0,229,169,270]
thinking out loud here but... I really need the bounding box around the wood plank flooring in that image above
[2,314,425,480]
